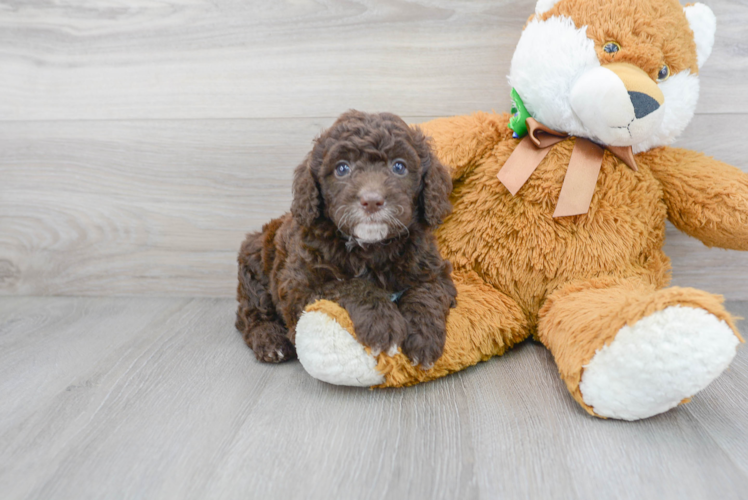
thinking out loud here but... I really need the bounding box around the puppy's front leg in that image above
[315,280,408,356]
[398,279,456,369]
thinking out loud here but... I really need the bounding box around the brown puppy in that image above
[236,110,456,368]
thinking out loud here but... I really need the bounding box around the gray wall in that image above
[1,0,746,298]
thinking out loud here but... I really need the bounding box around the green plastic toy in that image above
[508,88,532,138]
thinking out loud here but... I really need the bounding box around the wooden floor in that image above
[2,0,748,498]
[1,297,747,500]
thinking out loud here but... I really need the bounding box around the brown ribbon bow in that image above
[497,118,637,217]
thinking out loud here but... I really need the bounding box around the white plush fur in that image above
[632,70,700,153]
[570,66,664,146]
[570,66,634,133]
[684,3,716,68]
[295,310,384,387]
[579,306,739,421]
[353,222,389,243]
[510,12,703,153]
[509,16,599,139]
[535,0,562,15]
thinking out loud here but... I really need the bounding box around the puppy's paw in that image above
[250,323,297,363]
[253,335,297,363]
[353,307,408,357]
[401,322,446,369]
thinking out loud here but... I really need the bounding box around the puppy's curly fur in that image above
[236,110,456,368]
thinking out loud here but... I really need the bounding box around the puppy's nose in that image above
[359,191,385,214]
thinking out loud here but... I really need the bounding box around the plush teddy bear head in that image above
[508,0,716,153]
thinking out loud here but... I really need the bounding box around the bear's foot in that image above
[579,306,739,421]
[295,275,530,388]
[295,301,384,387]
[540,280,743,420]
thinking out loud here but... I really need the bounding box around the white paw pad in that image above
[580,306,739,421]
[295,310,385,387]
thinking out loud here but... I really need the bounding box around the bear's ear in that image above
[535,0,561,15]
[684,3,716,69]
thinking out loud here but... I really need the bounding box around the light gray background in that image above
[1,1,747,499]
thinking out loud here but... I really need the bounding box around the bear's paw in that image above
[579,306,739,420]
[295,301,385,387]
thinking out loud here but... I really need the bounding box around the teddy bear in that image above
[291,0,748,421]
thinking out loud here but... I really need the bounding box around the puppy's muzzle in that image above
[359,190,385,215]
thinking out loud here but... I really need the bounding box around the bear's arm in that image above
[415,112,514,182]
[644,146,748,251]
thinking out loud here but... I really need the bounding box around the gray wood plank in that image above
[2,113,747,299]
[683,301,748,478]
[1,297,747,499]
[0,0,745,121]
[0,117,319,297]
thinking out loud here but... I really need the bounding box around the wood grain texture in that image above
[1,113,746,298]
[2,2,747,498]
[1,297,747,500]
[0,0,746,121]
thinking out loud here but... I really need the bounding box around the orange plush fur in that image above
[300,0,747,418]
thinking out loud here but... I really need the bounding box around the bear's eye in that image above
[335,161,351,177]
[391,160,407,176]
[603,41,620,54]
[657,64,670,82]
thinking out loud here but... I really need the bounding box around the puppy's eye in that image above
[391,160,407,176]
[603,41,620,54]
[657,64,670,82]
[334,162,351,177]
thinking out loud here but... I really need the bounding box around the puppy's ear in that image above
[291,154,321,226]
[414,127,452,227]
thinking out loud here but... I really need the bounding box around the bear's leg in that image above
[538,277,743,420]
[295,271,529,387]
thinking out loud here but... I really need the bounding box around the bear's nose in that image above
[359,191,385,214]
[629,91,661,119]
